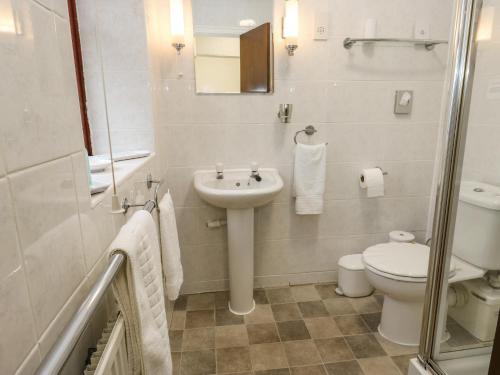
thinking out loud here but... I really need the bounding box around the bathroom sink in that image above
[193,168,283,209]
[194,167,283,315]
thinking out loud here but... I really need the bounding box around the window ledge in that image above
[90,153,155,208]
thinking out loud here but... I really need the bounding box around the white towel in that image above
[159,192,184,300]
[110,210,172,375]
[293,143,327,215]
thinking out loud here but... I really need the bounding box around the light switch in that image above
[394,90,413,115]
[314,12,329,40]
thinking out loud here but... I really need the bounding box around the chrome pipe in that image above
[418,0,482,368]
[34,253,125,375]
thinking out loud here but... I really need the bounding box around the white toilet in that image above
[362,181,500,346]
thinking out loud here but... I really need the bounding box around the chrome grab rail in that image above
[34,200,157,375]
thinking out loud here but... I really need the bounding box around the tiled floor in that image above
[169,284,418,375]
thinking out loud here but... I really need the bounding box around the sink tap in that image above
[249,162,262,182]
[216,163,224,180]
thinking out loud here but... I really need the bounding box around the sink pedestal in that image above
[227,208,255,315]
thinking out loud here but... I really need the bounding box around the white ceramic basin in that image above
[193,167,283,314]
[193,168,283,209]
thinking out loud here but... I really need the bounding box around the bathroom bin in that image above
[336,254,374,297]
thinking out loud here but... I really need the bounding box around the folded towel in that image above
[110,210,172,375]
[159,192,184,300]
[293,142,327,215]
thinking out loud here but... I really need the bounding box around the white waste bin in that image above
[336,254,373,297]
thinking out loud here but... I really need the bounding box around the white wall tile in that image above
[181,244,228,285]
[328,40,448,82]
[0,153,6,177]
[10,157,86,334]
[14,346,41,375]
[71,152,116,271]
[0,269,37,375]
[1,1,81,172]
[165,167,204,207]
[0,178,22,278]
[328,0,451,39]
[325,81,444,124]
[38,277,89,358]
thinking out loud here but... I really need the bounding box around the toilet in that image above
[363,242,454,346]
[336,230,415,298]
[362,181,500,346]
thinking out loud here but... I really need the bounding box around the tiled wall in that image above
[152,0,454,293]
[76,0,155,155]
[0,0,159,373]
[462,0,500,185]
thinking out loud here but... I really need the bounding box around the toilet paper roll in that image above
[360,168,384,198]
[389,230,415,243]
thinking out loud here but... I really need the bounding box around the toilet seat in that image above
[363,243,456,283]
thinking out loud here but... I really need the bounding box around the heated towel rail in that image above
[34,199,157,375]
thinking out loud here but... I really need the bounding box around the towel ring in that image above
[294,125,327,145]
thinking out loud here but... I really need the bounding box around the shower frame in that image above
[416,0,499,374]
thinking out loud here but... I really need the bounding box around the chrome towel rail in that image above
[34,200,155,375]
[34,254,125,375]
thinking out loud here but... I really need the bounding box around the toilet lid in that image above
[363,243,456,279]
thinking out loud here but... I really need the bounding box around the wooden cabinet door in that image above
[240,23,271,93]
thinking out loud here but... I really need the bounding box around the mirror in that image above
[192,0,274,94]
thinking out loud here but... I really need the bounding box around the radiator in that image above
[84,315,130,375]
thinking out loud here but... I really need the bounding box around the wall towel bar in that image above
[294,125,328,145]
[343,37,448,50]
[34,200,155,375]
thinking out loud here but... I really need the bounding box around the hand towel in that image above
[110,210,172,375]
[159,192,184,300]
[293,143,327,215]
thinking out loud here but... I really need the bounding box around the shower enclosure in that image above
[416,0,500,374]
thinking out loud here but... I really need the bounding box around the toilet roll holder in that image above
[360,167,388,183]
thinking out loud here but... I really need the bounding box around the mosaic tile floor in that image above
[169,284,420,375]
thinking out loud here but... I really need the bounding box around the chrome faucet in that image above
[216,163,224,179]
[249,162,262,182]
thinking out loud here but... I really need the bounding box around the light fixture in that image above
[170,0,185,54]
[477,6,495,41]
[0,0,17,34]
[283,0,299,56]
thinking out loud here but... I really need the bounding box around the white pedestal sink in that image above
[194,168,283,314]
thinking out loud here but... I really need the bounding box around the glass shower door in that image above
[419,0,500,374]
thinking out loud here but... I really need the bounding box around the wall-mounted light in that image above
[477,6,495,41]
[170,0,185,54]
[0,0,18,35]
[283,0,299,56]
